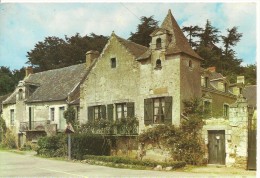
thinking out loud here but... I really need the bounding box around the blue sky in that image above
[0,2,257,70]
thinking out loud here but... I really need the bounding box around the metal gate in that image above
[247,108,256,170]
[208,130,226,165]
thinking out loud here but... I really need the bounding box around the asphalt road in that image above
[0,151,256,178]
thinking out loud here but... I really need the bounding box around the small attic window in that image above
[18,89,23,100]
[188,60,193,68]
[111,58,116,68]
[156,38,162,49]
[155,59,162,69]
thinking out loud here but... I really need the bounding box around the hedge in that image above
[83,155,186,169]
[37,133,110,159]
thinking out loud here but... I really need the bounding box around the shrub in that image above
[71,133,111,160]
[1,129,17,149]
[37,134,67,157]
[83,155,186,169]
[37,133,111,159]
[139,98,206,165]
[0,116,7,143]
[20,141,39,151]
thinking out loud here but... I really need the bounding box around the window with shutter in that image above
[116,103,127,120]
[89,105,107,120]
[107,104,114,121]
[88,106,94,122]
[144,96,172,125]
[127,102,135,118]
[164,96,172,124]
[144,98,153,125]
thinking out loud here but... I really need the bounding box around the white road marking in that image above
[38,167,87,178]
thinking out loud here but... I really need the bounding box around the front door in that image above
[59,107,66,130]
[208,130,226,165]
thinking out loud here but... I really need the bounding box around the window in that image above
[50,108,55,121]
[188,60,193,68]
[93,106,103,120]
[156,38,162,49]
[116,103,127,120]
[18,89,23,100]
[10,109,14,126]
[223,104,229,118]
[88,105,106,122]
[155,59,162,69]
[144,97,172,125]
[204,77,209,88]
[111,58,116,68]
[203,100,211,114]
[224,83,228,92]
[239,88,242,94]
[153,98,165,124]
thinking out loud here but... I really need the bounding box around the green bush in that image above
[20,141,39,151]
[37,134,67,157]
[139,98,206,165]
[71,133,110,159]
[37,133,111,159]
[1,129,17,149]
[83,155,186,169]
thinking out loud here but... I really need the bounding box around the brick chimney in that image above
[207,66,216,73]
[25,66,33,77]
[86,50,99,68]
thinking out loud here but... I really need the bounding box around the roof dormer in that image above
[150,28,171,50]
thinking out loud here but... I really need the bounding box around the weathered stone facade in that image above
[202,95,253,168]
[80,10,202,132]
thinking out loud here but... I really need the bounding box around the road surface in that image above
[0,151,256,177]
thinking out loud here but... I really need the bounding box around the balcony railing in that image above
[81,124,139,136]
[20,120,50,132]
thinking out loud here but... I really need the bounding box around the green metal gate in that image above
[247,108,256,170]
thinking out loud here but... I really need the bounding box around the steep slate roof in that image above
[161,10,203,60]
[26,64,87,103]
[3,64,87,104]
[242,85,257,108]
[113,33,148,58]
[0,93,11,112]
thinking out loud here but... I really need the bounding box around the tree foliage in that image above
[128,16,159,47]
[0,67,25,95]
[26,33,108,72]
[64,107,77,127]
[182,19,256,85]
[182,25,202,48]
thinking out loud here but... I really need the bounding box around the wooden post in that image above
[68,133,71,160]
[65,123,74,161]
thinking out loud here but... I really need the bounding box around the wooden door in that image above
[208,130,226,165]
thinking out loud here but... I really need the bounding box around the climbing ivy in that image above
[139,98,206,165]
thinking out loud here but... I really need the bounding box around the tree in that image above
[0,67,15,95]
[26,33,108,72]
[128,16,159,47]
[64,107,76,126]
[242,64,256,85]
[182,25,202,48]
[221,27,242,57]
[199,20,220,47]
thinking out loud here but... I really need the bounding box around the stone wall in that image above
[80,34,201,131]
[202,96,249,168]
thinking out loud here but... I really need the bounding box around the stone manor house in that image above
[1,10,256,169]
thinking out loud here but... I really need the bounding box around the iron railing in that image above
[20,120,50,132]
[83,124,139,136]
